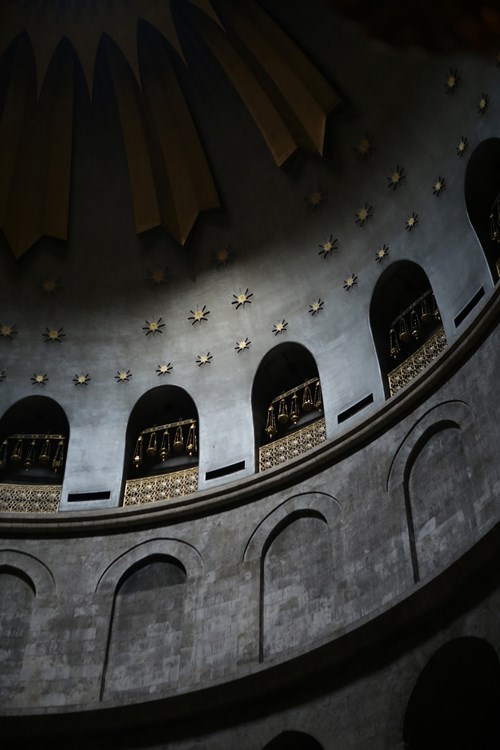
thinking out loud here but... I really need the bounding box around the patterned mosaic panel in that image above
[123,467,199,506]
[388,327,447,396]
[0,484,61,513]
[259,418,326,472]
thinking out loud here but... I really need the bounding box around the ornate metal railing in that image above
[388,327,447,396]
[0,484,61,513]
[123,466,199,506]
[259,417,326,472]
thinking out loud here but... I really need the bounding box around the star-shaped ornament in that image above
[318,235,338,259]
[196,352,212,367]
[73,373,91,386]
[355,203,373,226]
[445,68,459,94]
[357,135,372,158]
[41,278,59,294]
[478,93,489,114]
[232,289,253,309]
[343,274,358,291]
[387,166,405,191]
[148,268,167,286]
[115,370,132,383]
[306,186,326,209]
[0,324,17,340]
[457,137,468,157]
[43,327,65,343]
[188,305,210,324]
[31,373,48,386]
[405,212,419,231]
[215,247,232,268]
[375,245,389,263]
[272,320,288,336]
[235,338,251,353]
[309,299,324,316]
[433,177,446,196]
[142,318,165,336]
[156,363,173,376]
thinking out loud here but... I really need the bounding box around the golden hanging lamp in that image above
[186,423,196,457]
[173,425,184,452]
[389,328,400,359]
[411,308,420,339]
[421,295,432,324]
[265,405,277,439]
[290,393,300,424]
[133,435,143,468]
[52,440,65,472]
[24,439,36,471]
[159,430,170,462]
[399,317,411,343]
[146,430,157,458]
[314,381,323,412]
[38,437,51,465]
[10,439,23,464]
[302,385,313,411]
[277,397,289,424]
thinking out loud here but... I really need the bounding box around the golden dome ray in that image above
[107,41,161,234]
[215,0,331,156]
[189,7,298,167]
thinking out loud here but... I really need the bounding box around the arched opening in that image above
[370,261,445,398]
[123,386,199,505]
[403,637,500,749]
[263,731,324,749]
[0,396,69,486]
[465,138,500,282]
[252,343,324,472]
[0,567,36,699]
[101,554,187,699]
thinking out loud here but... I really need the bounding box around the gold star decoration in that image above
[433,176,446,196]
[235,338,251,353]
[196,352,212,367]
[188,305,210,324]
[343,273,358,291]
[142,318,165,336]
[478,93,489,114]
[43,327,65,343]
[0,323,17,340]
[31,373,48,386]
[232,289,253,309]
[156,363,173,376]
[309,299,324,316]
[355,203,373,226]
[215,247,232,268]
[148,268,168,286]
[306,186,326,209]
[375,245,389,262]
[357,135,372,158]
[73,373,91,386]
[115,370,132,383]
[457,136,468,157]
[387,165,405,191]
[41,278,59,294]
[445,68,459,94]
[405,212,419,231]
[318,235,338,259]
[272,320,288,336]
[0,371,6,383]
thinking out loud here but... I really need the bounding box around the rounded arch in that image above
[465,138,500,282]
[263,731,324,749]
[252,341,323,464]
[0,396,69,485]
[124,385,199,481]
[370,260,444,398]
[0,549,55,596]
[403,637,500,749]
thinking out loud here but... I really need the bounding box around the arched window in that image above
[123,386,199,506]
[465,138,500,282]
[0,397,69,511]
[263,731,324,749]
[370,261,445,398]
[252,343,324,472]
[403,638,500,749]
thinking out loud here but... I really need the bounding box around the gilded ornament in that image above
[43,327,65,343]
[40,278,59,294]
[478,93,489,114]
[156,363,173,376]
[115,370,132,383]
[405,212,419,231]
[148,268,168,286]
[387,165,405,191]
[196,352,212,366]
[375,245,389,262]
[0,324,17,340]
[343,274,358,291]
[457,136,468,156]
[188,306,210,324]
[73,373,91,386]
[215,247,232,268]
[318,235,338,259]
[355,203,373,226]
[445,68,459,94]
[432,177,446,196]
[272,320,288,336]
[235,338,251,353]
[306,186,326,209]
[142,318,165,336]
[31,373,48,386]
[357,135,372,158]
[309,299,324,316]
[232,289,253,309]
